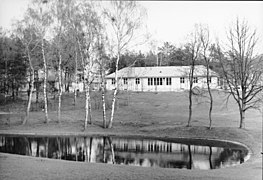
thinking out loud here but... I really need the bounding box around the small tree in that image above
[217,18,263,128]
[198,24,214,129]
[186,25,201,127]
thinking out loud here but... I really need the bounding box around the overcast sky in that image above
[0,0,262,54]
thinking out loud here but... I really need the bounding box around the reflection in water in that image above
[0,136,249,170]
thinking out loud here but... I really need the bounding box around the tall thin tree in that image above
[186,26,201,127]
[103,1,147,128]
[198,25,214,129]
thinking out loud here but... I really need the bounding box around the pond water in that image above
[0,135,249,170]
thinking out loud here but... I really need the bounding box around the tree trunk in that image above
[74,49,78,106]
[108,53,120,128]
[84,77,89,130]
[64,69,67,93]
[57,52,62,123]
[102,79,107,128]
[187,66,194,127]
[23,63,34,125]
[188,89,192,127]
[206,67,213,129]
[4,57,7,104]
[239,109,245,128]
[36,81,39,103]
[89,94,92,124]
[42,36,49,123]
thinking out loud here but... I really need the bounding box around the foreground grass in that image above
[0,90,262,180]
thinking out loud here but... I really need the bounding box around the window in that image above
[135,78,140,84]
[166,77,171,85]
[193,77,198,83]
[112,78,115,84]
[148,78,153,85]
[123,78,128,85]
[180,77,185,83]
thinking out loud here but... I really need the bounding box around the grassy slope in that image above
[0,90,262,180]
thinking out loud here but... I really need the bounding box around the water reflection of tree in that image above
[0,136,247,170]
[213,149,246,168]
[188,145,192,169]
[209,146,213,169]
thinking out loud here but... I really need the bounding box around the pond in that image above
[0,135,250,170]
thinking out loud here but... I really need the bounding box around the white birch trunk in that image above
[42,36,49,123]
[57,51,62,123]
[88,93,92,124]
[108,53,120,128]
[74,50,78,106]
[84,80,89,129]
[23,46,34,124]
[101,70,107,128]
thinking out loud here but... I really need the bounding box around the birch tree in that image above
[217,18,263,128]
[66,1,102,129]
[27,0,52,123]
[62,0,80,106]
[96,34,110,128]
[15,18,40,124]
[103,1,147,128]
[186,26,201,127]
[198,25,214,129]
[50,0,67,123]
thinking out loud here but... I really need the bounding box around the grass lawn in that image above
[0,90,262,180]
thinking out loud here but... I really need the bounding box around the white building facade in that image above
[106,65,220,92]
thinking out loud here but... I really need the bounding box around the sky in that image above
[0,0,262,54]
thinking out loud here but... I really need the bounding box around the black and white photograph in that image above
[0,0,262,179]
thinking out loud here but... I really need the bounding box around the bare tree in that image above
[96,34,109,128]
[198,24,214,129]
[16,20,40,125]
[50,0,67,123]
[217,18,263,128]
[66,1,102,129]
[27,0,52,123]
[186,26,201,127]
[103,0,147,128]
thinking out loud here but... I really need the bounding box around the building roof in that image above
[106,65,218,78]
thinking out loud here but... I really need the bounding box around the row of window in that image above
[148,77,171,86]
[112,78,140,85]
[180,77,211,84]
[111,77,212,85]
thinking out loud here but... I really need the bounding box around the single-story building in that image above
[106,65,220,92]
